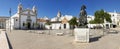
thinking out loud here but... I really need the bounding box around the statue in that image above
[78,5,88,28]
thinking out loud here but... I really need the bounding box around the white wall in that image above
[87,15,94,23]
[8,14,37,30]
[51,23,70,29]
[50,15,73,29]
[45,25,50,29]
[6,20,10,29]
[20,15,27,28]
[60,23,70,29]
[108,12,120,25]
[39,22,46,29]
[87,24,103,28]
[51,23,61,29]
[31,16,36,23]
[20,15,36,28]
[14,18,19,29]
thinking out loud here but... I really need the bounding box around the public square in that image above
[6,28,120,49]
[0,0,120,49]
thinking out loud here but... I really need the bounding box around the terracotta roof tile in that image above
[37,18,47,22]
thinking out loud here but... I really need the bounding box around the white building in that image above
[108,11,120,26]
[101,11,120,28]
[87,11,120,28]
[37,16,49,29]
[6,3,37,30]
[0,17,9,29]
[87,15,94,23]
[50,11,73,29]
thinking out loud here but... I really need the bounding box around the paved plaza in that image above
[6,29,120,49]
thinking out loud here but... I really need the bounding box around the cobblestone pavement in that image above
[6,29,120,49]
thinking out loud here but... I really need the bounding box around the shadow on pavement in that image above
[5,33,13,49]
[89,36,102,43]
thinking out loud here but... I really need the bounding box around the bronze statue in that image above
[79,5,88,28]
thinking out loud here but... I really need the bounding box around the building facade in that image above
[87,11,120,28]
[37,16,49,29]
[87,15,94,23]
[108,11,120,26]
[50,11,73,29]
[6,3,37,30]
[0,17,9,29]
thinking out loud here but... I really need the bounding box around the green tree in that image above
[68,17,78,29]
[45,20,52,29]
[89,20,96,24]
[45,20,51,25]
[104,12,112,23]
[94,9,112,24]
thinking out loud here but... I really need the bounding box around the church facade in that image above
[6,3,37,30]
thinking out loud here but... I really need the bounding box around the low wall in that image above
[33,29,103,37]
[34,29,73,36]
[89,29,103,38]
[0,31,9,49]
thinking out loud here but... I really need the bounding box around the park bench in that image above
[56,33,64,36]
[36,31,44,34]
[108,30,118,34]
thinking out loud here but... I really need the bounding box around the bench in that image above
[37,31,44,34]
[56,33,64,36]
[108,30,118,34]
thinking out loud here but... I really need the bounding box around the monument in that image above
[78,5,87,28]
[74,5,89,43]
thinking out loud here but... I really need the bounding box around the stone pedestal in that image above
[74,28,89,43]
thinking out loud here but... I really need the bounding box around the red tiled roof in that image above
[37,18,47,22]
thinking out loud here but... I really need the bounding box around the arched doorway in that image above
[64,24,66,29]
[27,22,31,29]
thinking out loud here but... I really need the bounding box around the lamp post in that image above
[9,8,11,32]
[48,25,51,35]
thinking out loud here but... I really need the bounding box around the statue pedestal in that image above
[74,28,89,43]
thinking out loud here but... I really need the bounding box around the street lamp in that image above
[49,25,51,35]
[9,8,11,32]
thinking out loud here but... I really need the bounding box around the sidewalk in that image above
[0,31,9,49]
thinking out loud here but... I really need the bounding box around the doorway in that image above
[64,24,66,29]
[27,22,31,29]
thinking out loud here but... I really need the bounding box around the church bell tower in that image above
[17,3,23,29]
[57,11,61,21]
[32,6,37,15]
[17,3,22,13]
[32,6,37,23]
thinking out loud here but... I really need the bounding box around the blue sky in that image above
[0,0,120,18]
